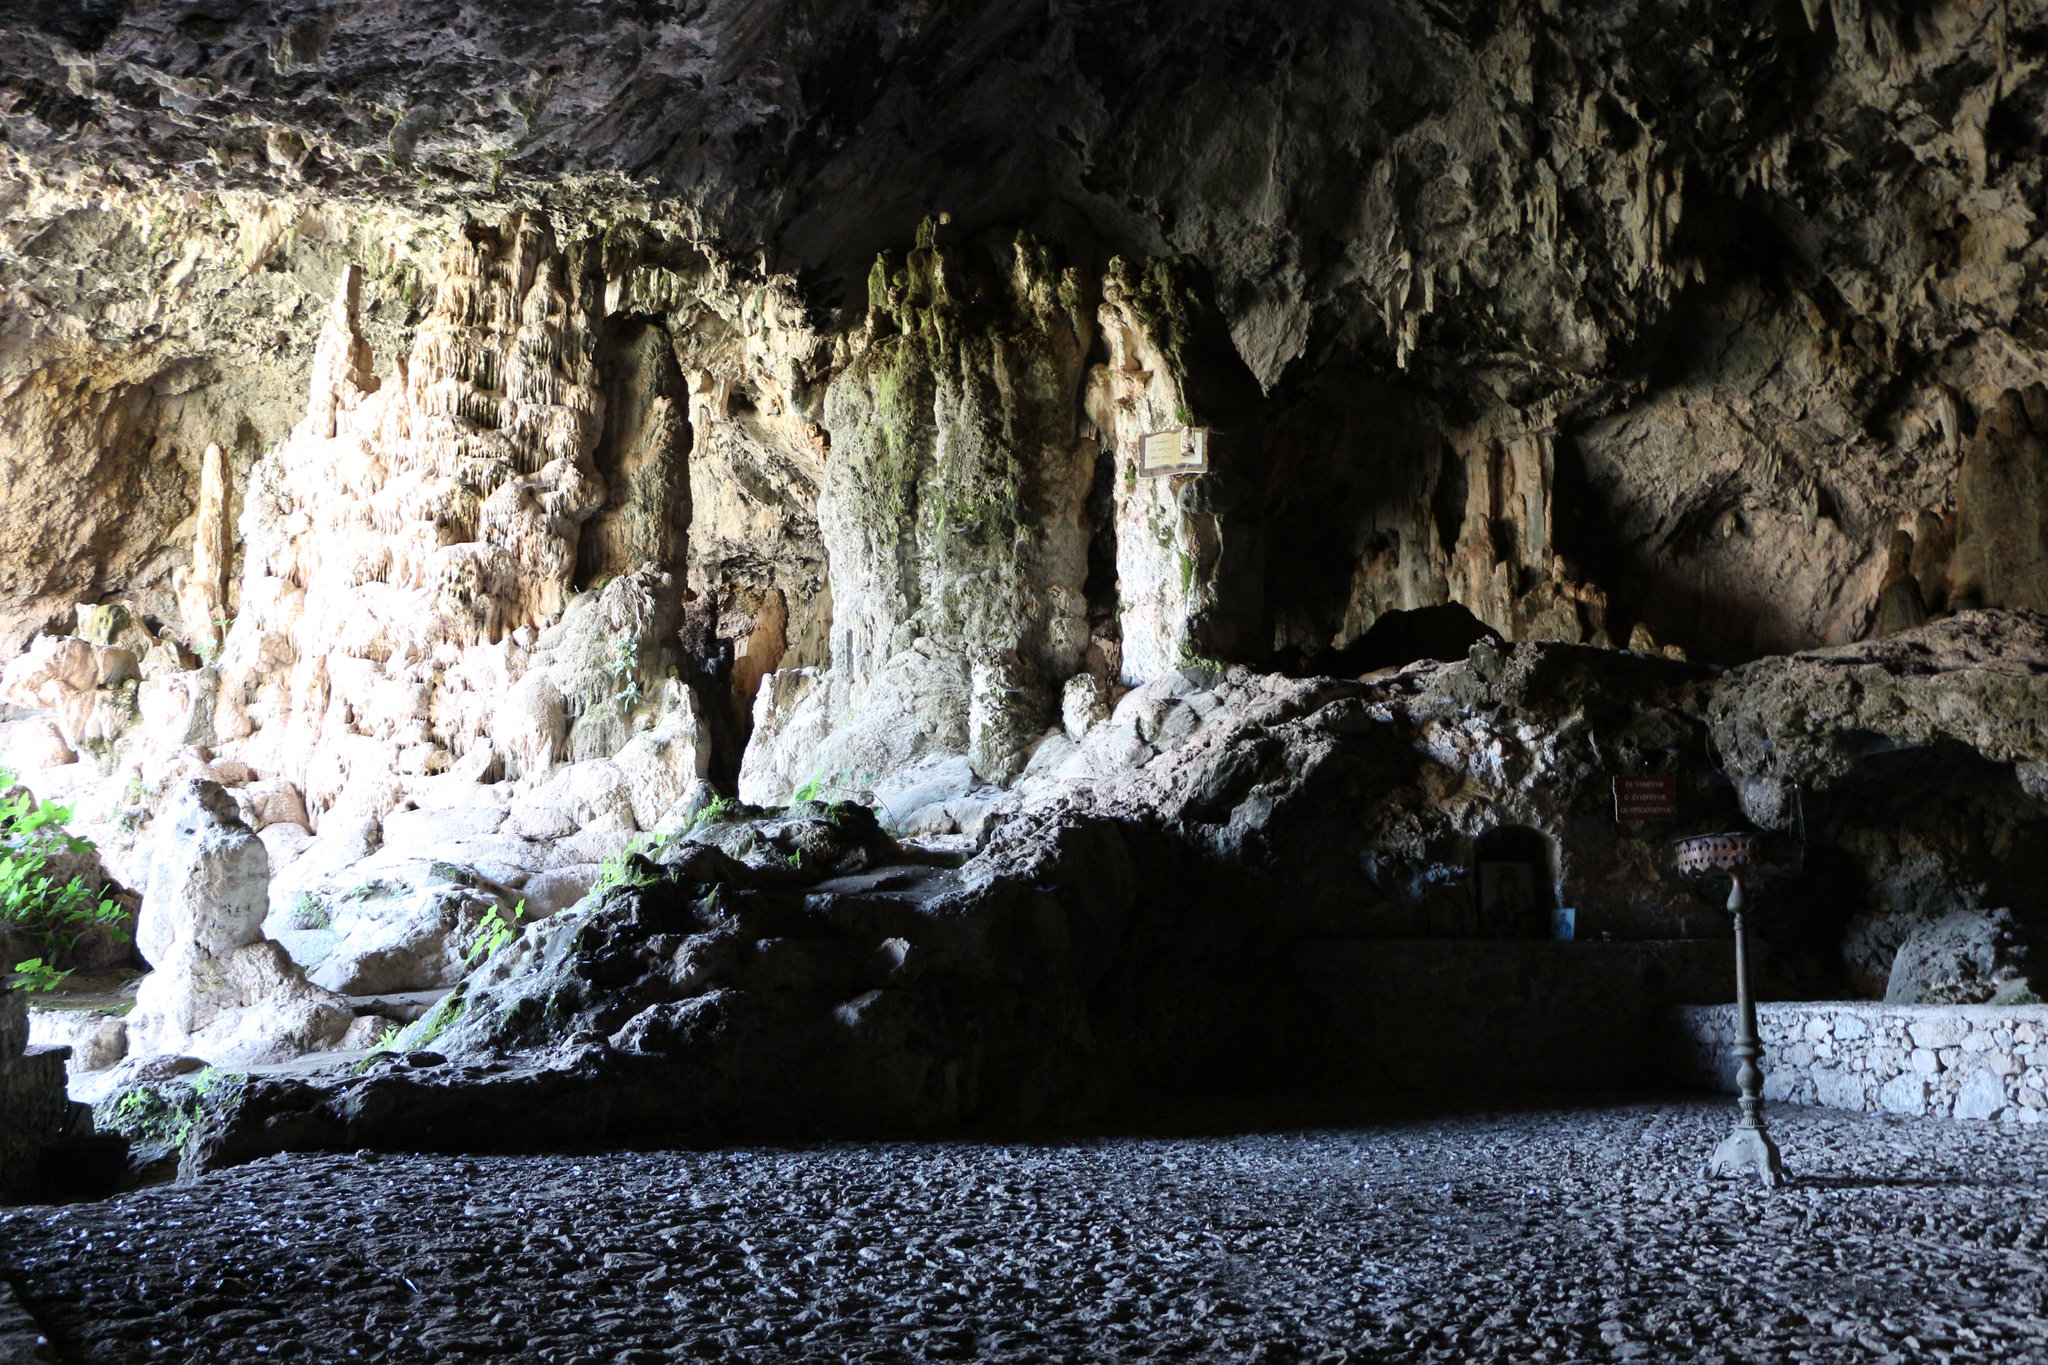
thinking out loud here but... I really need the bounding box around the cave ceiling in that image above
[1,0,2046,662]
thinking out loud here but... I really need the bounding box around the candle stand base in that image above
[1707,1123,1786,1188]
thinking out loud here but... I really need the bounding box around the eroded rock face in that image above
[741,225,1097,800]
[173,609,2048,1161]
[6,1,2048,682]
[135,780,267,965]
[1884,908,2036,1006]
[126,779,360,1067]
[6,2,2048,1117]
[1709,613,2048,996]
[186,645,1746,1159]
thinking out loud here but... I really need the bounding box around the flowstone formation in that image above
[8,2,2048,675]
[740,222,1099,803]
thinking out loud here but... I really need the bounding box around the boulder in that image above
[256,821,315,872]
[519,864,604,917]
[307,861,514,995]
[5,717,75,771]
[0,634,138,748]
[136,780,268,966]
[236,779,309,832]
[126,779,359,1066]
[872,754,978,835]
[1885,908,2036,1005]
[27,1007,127,1074]
[127,940,355,1066]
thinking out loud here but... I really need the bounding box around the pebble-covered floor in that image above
[5,1098,2048,1364]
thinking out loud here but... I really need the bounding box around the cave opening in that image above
[3,1,2048,1357]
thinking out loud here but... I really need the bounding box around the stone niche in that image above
[1472,824,1557,939]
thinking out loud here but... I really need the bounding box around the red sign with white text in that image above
[1613,775,1677,822]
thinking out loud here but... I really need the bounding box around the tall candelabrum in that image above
[1674,831,1800,1189]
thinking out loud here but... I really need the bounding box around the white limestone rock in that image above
[518,864,605,917]
[5,717,75,771]
[26,1007,127,1075]
[128,940,355,1066]
[235,779,309,832]
[136,780,269,966]
[126,778,358,1066]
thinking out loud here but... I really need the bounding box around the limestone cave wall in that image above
[2,1,2048,1111]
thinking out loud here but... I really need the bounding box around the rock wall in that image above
[1707,613,2048,994]
[226,213,613,807]
[739,223,1098,801]
[6,1,2048,679]
[0,987,76,1201]
[4,1,2048,1105]
[1668,1001,2048,1125]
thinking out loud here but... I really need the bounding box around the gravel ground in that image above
[5,1098,2048,1364]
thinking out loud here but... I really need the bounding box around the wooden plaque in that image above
[1613,774,1677,822]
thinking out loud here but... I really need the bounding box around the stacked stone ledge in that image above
[1,985,81,1201]
[1668,1002,2048,1123]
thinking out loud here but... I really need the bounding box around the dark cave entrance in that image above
[1288,602,1501,678]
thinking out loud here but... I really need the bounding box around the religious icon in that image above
[1479,860,1536,935]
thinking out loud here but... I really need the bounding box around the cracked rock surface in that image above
[6,1098,2048,1364]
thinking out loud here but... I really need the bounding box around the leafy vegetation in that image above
[465,899,526,966]
[692,795,740,828]
[592,832,674,897]
[402,989,465,1051]
[286,892,331,931]
[9,957,69,992]
[93,1068,249,1166]
[0,767,127,968]
[607,632,643,709]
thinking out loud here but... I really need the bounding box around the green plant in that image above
[94,1069,247,1164]
[192,617,234,665]
[190,1066,245,1102]
[10,958,70,993]
[593,834,668,897]
[792,768,854,804]
[465,900,526,966]
[1,770,128,965]
[286,892,330,931]
[349,1023,407,1074]
[690,795,740,829]
[607,632,643,709]
[405,989,465,1051]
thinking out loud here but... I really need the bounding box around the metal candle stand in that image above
[1674,831,1799,1189]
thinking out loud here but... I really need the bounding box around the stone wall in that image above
[1666,1002,2048,1124]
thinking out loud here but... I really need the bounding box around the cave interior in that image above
[5,1,2048,1360]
